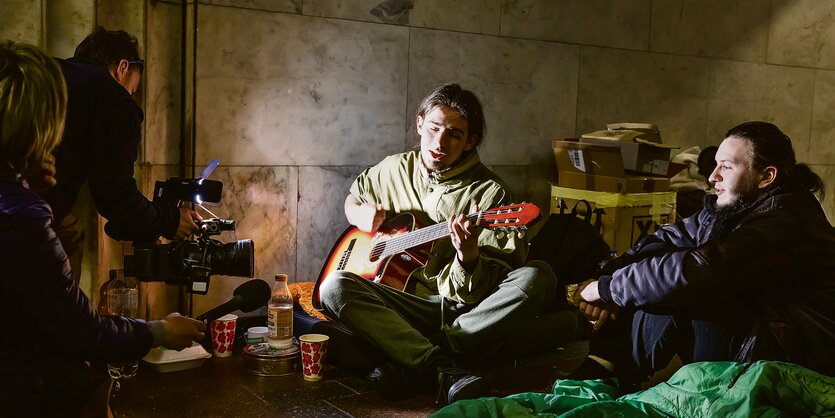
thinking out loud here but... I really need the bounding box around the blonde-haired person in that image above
[0,40,66,181]
[0,40,206,418]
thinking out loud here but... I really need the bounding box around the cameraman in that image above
[0,40,207,417]
[31,27,201,280]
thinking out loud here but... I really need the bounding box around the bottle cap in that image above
[275,274,288,282]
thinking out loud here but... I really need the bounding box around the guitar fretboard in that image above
[371,213,480,260]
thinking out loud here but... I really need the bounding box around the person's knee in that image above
[507,260,557,295]
[318,271,360,311]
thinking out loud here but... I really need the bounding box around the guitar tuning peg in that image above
[496,231,506,239]
[517,230,526,239]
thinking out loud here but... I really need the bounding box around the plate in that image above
[142,342,212,373]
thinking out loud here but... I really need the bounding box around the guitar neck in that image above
[378,213,479,258]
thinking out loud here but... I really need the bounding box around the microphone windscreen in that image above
[234,279,272,312]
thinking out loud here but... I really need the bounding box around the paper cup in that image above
[299,334,329,381]
[246,326,269,344]
[210,314,238,357]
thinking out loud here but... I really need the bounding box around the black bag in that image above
[528,199,611,295]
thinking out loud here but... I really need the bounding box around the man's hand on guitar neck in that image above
[449,206,479,272]
[345,195,387,233]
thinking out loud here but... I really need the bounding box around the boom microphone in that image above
[196,279,271,323]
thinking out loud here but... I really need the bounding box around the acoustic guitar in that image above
[312,203,540,309]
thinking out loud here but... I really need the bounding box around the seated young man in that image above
[571,121,835,387]
[319,83,569,405]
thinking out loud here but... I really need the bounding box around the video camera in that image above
[124,161,254,295]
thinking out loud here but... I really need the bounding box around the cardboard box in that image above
[550,184,677,254]
[552,140,670,193]
[579,136,675,176]
[557,170,670,193]
[552,139,623,176]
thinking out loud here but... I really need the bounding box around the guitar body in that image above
[313,213,432,310]
[312,203,540,311]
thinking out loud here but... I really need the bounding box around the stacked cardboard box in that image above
[552,139,670,193]
[580,123,678,176]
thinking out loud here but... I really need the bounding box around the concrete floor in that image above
[110,340,589,418]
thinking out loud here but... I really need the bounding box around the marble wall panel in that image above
[191,165,299,314]
[201,0,301,13]
[650,0,770,62]
[707,60,815,162]
[500,0,650,51]
[96,0,145,43]
[305,0,501,35]
[768,0,835,69]
[44,0,95,57]
[810,70,835,165]
[145,1,183,165]
[0,0,41,44]
[296,166,366,282]
[577,46,710,150]
[407,29,579,166]
[195,5,409,166]
[490,165,554,226]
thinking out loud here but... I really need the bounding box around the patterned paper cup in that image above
[210,314,238,357]
[299,334,330,381]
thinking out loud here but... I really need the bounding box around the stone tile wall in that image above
[3,0,835,314]
[179,0,835,311]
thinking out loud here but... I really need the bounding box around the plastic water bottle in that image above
[101,269,140,380]
[267,274,293,349]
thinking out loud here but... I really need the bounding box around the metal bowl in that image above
[243,342,301,376]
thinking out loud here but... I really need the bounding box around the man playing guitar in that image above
[318,83,560,405]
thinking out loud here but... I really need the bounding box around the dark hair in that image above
[697,146,718,179]
[74,26,141,69]
[724,121,824,198]
[416,83,485,146]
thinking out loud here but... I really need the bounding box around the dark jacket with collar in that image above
[43,56,179,241]
[0,172,154,413]
[597,187,835,376]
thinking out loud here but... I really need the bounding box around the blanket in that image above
[433,361,835,417]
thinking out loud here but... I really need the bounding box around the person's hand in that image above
[448,205,479,270]
[171,206,203,240]
[356,203,386,233]
[574,280,619,331]
[26,154,57,194]
[158,313,206,351]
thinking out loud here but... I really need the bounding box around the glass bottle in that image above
[101,269,140,380]
[267,274,294,349]
[97,269,120,315]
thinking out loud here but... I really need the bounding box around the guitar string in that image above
[338,208,524,270]
[360,208,531,258]
[338,213,481,271]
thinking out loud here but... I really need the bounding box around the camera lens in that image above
[208,239,254,277]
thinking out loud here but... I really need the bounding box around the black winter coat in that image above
[0,173,154,413]
[597,188,835,376]
[44,57,179,241]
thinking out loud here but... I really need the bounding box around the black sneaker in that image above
[368,363,418,401]
[436,366,491,405]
